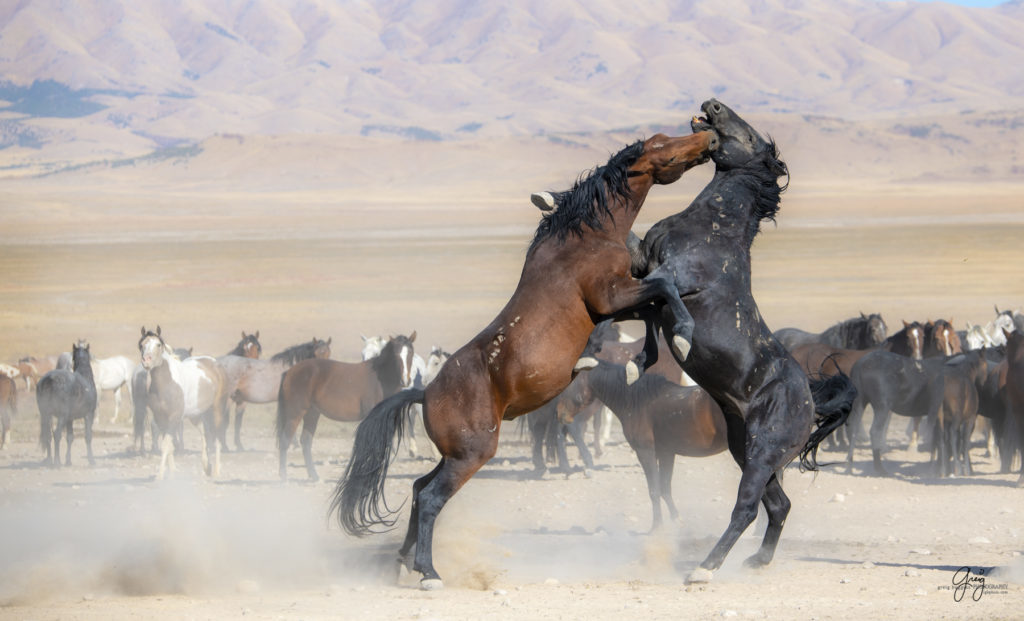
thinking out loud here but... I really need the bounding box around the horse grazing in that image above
[331,129,719,589]
[560,360,727,531]
[276,334,411,482]
[623,100,856,583]
[37,340,97,467]
[139,327,227,479]
[217,336,331,451]
[775,313,888,351]
[0,374,17,449]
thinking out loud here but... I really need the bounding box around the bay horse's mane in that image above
[726,138,787,242]
[271,339,325,366]
[531,140,644,248]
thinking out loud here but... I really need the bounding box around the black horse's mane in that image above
[825,315,882,349]
[724,138,787,242]
[271,339,325,366]
[531,140,644,248]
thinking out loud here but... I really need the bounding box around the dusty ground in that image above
[1,148,1023,619]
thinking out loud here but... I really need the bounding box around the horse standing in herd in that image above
[36,340,97,467]
[276,333,413,482]
[331,128,719,589]
[218,335,331,451]
[0,373,16,449]
[138,326,227,479]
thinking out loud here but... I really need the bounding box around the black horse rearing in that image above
[624,99,855,583]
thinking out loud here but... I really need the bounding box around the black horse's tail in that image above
[329,388,423,536]
[800,371,857,471]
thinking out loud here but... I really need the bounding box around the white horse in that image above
[91,355,136,423]
[966,307,1018,350]
[139,327,225,480]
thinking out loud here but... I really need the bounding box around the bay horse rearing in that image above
[331,130,719,589]
[627,100,856,583]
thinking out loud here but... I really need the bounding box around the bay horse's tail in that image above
[329,388,423,536]
[800,371,857,470]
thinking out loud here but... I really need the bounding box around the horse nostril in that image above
[711,102,723,114]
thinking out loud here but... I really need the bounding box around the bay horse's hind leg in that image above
[398,460,445,570]
[300,410,322,482]
[411,428,499,589]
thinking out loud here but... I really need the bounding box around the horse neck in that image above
[587,363,639,417]
[699,166,779,246]
[73,354,94,383]
[372,347,405,395]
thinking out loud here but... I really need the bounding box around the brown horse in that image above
[924,319,963,358]
[558,360,727,531]
[139,327,228,479]
[931,351,988,477]
[1001,329,1024,486]
[788,320,926,379]
[276,334,411,482]
[0,374,15,449]
[331,130,718,589]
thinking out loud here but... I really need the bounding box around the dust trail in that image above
[0,477,395,604]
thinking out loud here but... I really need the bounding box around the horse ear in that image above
[141,326,147,336]
[902,320,909,328]
[242,331,246,339]
[326,337,332,346]
[361,335,368,342]
[995,305,1001,315]
[255,330,259,339]
[156,325,162,336]
[409,331,417,343]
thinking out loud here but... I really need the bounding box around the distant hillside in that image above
[1,0,1022,167]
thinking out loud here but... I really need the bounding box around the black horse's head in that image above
[692,99,787,179]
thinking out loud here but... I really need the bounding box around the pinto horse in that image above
[139,327,227,479]
[276,334,411,482]
[624,100,856,583]
[217,336,331,451]
[37,341,97,467]
[331,129,718,589]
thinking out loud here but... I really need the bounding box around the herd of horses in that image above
[4,99,1023,591]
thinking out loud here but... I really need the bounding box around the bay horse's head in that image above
[692,99,787,179]
[139,325,168,369]
[630,131,719,186]
[556,373,594,426]
[928,318,962,357]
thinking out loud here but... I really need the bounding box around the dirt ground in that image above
[1,161,1023,619]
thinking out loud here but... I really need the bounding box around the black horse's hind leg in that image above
[743,473,790,568]
[398,459,445,564]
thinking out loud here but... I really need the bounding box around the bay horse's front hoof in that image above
[685,567,714,584]
[420,578,444,591]
[531,192,555,212]
[574,357,599,372]
[672,335,691,361]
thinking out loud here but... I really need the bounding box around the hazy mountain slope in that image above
[0,0,1021,162]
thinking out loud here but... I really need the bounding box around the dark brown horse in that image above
[276,334,411,482]
[331,130,718,589]
[0,374,15,449]
[218,336,331,451]
[1001,329,1024,486]
[931,351,988,477]
[559,360,727,531]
